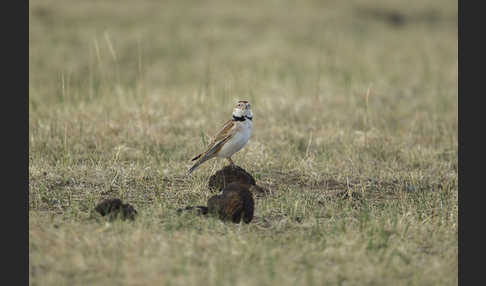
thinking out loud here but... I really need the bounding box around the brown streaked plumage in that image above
[190,119,236,162]
[187,101,253,175]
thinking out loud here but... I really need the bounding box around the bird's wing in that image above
[209,119,236,147]
[187,134,233,175]
[191,119,236,161]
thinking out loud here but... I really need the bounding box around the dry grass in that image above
[29,0,457,285]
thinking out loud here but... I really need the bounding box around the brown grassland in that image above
[29,0,457,285]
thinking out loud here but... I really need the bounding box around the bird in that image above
[187,100,253,175]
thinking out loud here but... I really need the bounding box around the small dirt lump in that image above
[207,182,255,224]
[94,198,138,221]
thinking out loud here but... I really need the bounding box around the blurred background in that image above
[29,0,457,176]
[29,0,457,104]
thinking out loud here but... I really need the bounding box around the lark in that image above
[187,100,253,175]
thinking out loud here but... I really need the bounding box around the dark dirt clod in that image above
[207,182,255,224]
[208,165,256,191]
[94,198,138,221]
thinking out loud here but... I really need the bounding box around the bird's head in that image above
[232,100,253,121]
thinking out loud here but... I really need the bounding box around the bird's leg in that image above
[227,157,235,166]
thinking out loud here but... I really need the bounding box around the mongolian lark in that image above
[187,101,253,175]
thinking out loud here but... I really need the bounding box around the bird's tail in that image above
[187,161,202,176]
[191,153,202,161]
[187,154,211,175]
[187,137,230,176]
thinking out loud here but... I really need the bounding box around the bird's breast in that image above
[217,122,252,158]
